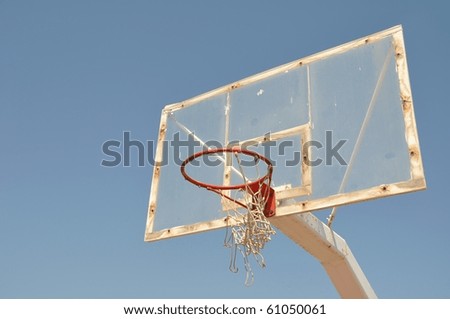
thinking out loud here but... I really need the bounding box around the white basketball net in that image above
[222,153,276,286]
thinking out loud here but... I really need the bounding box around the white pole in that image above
[271,212,377,298]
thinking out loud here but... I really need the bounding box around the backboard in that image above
[145,25,425,242]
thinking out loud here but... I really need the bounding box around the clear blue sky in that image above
[1,0,448,298]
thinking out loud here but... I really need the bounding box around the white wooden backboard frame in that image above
[145,25,426,242]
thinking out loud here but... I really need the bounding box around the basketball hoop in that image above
[180,147,276,285]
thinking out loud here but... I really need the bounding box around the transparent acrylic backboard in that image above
[145,25,426,242]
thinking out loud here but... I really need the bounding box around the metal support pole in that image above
[271,212,377,298]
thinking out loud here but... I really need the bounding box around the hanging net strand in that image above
[222,150,275,285]
[180,147,276,286]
